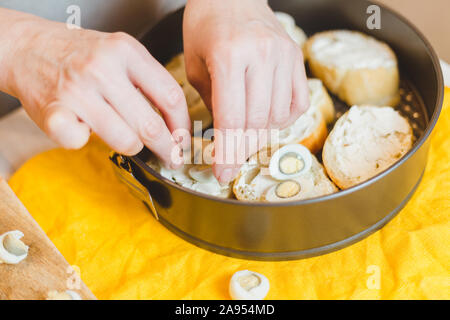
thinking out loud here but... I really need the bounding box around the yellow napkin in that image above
[9,88,450,300]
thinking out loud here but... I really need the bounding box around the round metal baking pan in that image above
[111,0,444,260]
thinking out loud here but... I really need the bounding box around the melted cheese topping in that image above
[276,100,321,145]
[310,30,396,69]
[326,105,413,185]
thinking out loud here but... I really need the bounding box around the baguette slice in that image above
[304,30,400,106]
[323,105,413,189]
[165,53,213,131]
[233,146,337,202]
[275,79,333,153]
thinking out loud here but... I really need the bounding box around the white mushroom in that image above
[269,144,312,180]
[46,290,82,300]
[0,230,29,264]
[188,165,216,184]
[229,270,270,300]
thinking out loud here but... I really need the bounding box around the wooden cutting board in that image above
[0,177,96,300]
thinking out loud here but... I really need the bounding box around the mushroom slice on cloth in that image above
[46,290,82,300]
[0,230,29,264]
[229,270,270,300]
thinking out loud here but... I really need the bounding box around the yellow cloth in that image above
[8,88,450,300]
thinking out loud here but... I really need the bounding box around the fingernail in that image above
[175,135,183,144]
[170,146,184,169]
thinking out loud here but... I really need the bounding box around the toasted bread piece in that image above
[308,78,335,124]
[233,146,337,202]
[322,105,413,189]
[304,30,399,106]
[299,114,328,154]
[165,53,213,131]
[276,79,333,153]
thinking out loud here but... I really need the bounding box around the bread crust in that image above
[317,82,335,124]
[322,105,413,189]
[299,115,328,154]
[305,31,400,106]
[276,79,333,153]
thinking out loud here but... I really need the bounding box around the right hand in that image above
[1,16,191,168]
[183,0,310,183]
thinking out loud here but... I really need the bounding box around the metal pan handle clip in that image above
[109,152,159,220]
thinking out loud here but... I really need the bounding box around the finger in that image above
[291,50,310,118]
[245,64,273,130]
[240,63,273,164]
[68,92,144,156]
[269,57,294,129]
[185,55,213,111]
[42,103,91,149]
[210,63,247,184]
[101,77,184,168]
[126,47,191,150]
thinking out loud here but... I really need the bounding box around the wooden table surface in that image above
[0,177,96,300]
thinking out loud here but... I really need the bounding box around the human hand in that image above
[1,13,190,168]
[183,0,309,183]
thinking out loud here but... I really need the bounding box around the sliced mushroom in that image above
[269,144,312,180]
[188,165,215,184]
[46,290,82,300]
[0,231,29,264]
[229,270,270,300]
